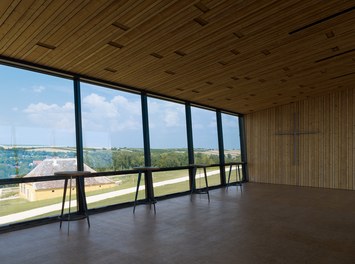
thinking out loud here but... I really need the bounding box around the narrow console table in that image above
[189,164,210,202]
[133,167,160,213]
[226,163,243,191]
[54,171,91,234]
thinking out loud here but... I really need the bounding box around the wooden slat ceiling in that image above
[0,0,354,114]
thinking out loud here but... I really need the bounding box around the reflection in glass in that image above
[222,114,242,184]
[222,114,240,162]
[81,83,144,171]
[148,97,189,195]
[0,65,76,225]
[191,107,220,186]
[0,65,244,225]
[80,83,145,208]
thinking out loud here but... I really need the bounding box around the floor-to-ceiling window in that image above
[0,63,244,229]
[222,113,242,183]
[0,65,76,226]
[191,107,220,187]
[148,97,189,196]
[80,83,145,208]
[222,113,240,162]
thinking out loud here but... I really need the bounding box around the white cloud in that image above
[24,103,58,113]
[208,119,217,128]
[82,93,118,118]
[110,119,141,131]
[223,118,238,128]
[149,100,185,128]
[112,95,141,115]
[33,85,45,93]
[23,102,75,130]
[63,102,74,110]
[147,100,160,114]
[164,109,180,127]
[82,93,142,132]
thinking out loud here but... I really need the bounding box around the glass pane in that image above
[81,83,145,208]
[81,83,144,170]
[191,166,221,190]
[86,173,145,209]
[191,107,220,186]
[222,114,241,162]
[0,65,76,226]
[0,183,66,226]
[153,169,189,196]
[225,164,243,184]
[148,98,189,196]
[222,113,242,184]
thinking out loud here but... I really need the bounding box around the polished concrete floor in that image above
[1,183,355,264]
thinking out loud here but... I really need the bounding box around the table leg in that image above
[133,171,142,213]
[60,179,68,229]
[148,174,157,214]
[68,176,72,235]
[78,181,90,228]
[227,164,233,189]
[203,167,210,202]
[190,166,197,200]
[237,164,243,192]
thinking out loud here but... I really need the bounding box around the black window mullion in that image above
[73,77,85,212]
[216,110,226,185]
[238,116,248,182]
[141,93,153,201]
[185,103,195,190]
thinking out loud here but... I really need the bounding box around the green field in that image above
[0,166,243,225]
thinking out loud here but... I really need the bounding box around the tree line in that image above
[84,149,240,171]
[0,148,241,179]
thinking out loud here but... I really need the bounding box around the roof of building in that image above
[24,158,114,190]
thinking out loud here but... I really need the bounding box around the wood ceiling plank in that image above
[244,33,355,78]
[77,3,201,74]
[76,4,211,73]
[49,0,146,66]
[115,1,199,45]
[243,15,355,62]
[95,0,273,73]
[1,0,56,54]
[32,0,115,64]
[0,0,20,25]
[0,0,37,51]
[116,33,235,81]
[53,0,186,70]
[118,0,176,26]
[198,0,226,10]
[9,0,80,57]
[19,0,94,61]
[0,0,354,114]
[78,0,322,91]
[103,1,308,87]
[181,13,355,80]
[171,0,300,55]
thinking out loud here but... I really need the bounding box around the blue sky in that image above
[0,64,240,149]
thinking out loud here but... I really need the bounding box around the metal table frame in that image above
[55,171,91,234]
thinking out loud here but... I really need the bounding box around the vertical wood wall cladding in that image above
[245,88,355,190]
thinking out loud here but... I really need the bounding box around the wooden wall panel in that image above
[245,87,355,190]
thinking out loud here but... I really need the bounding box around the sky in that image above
[0,64,240,150]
